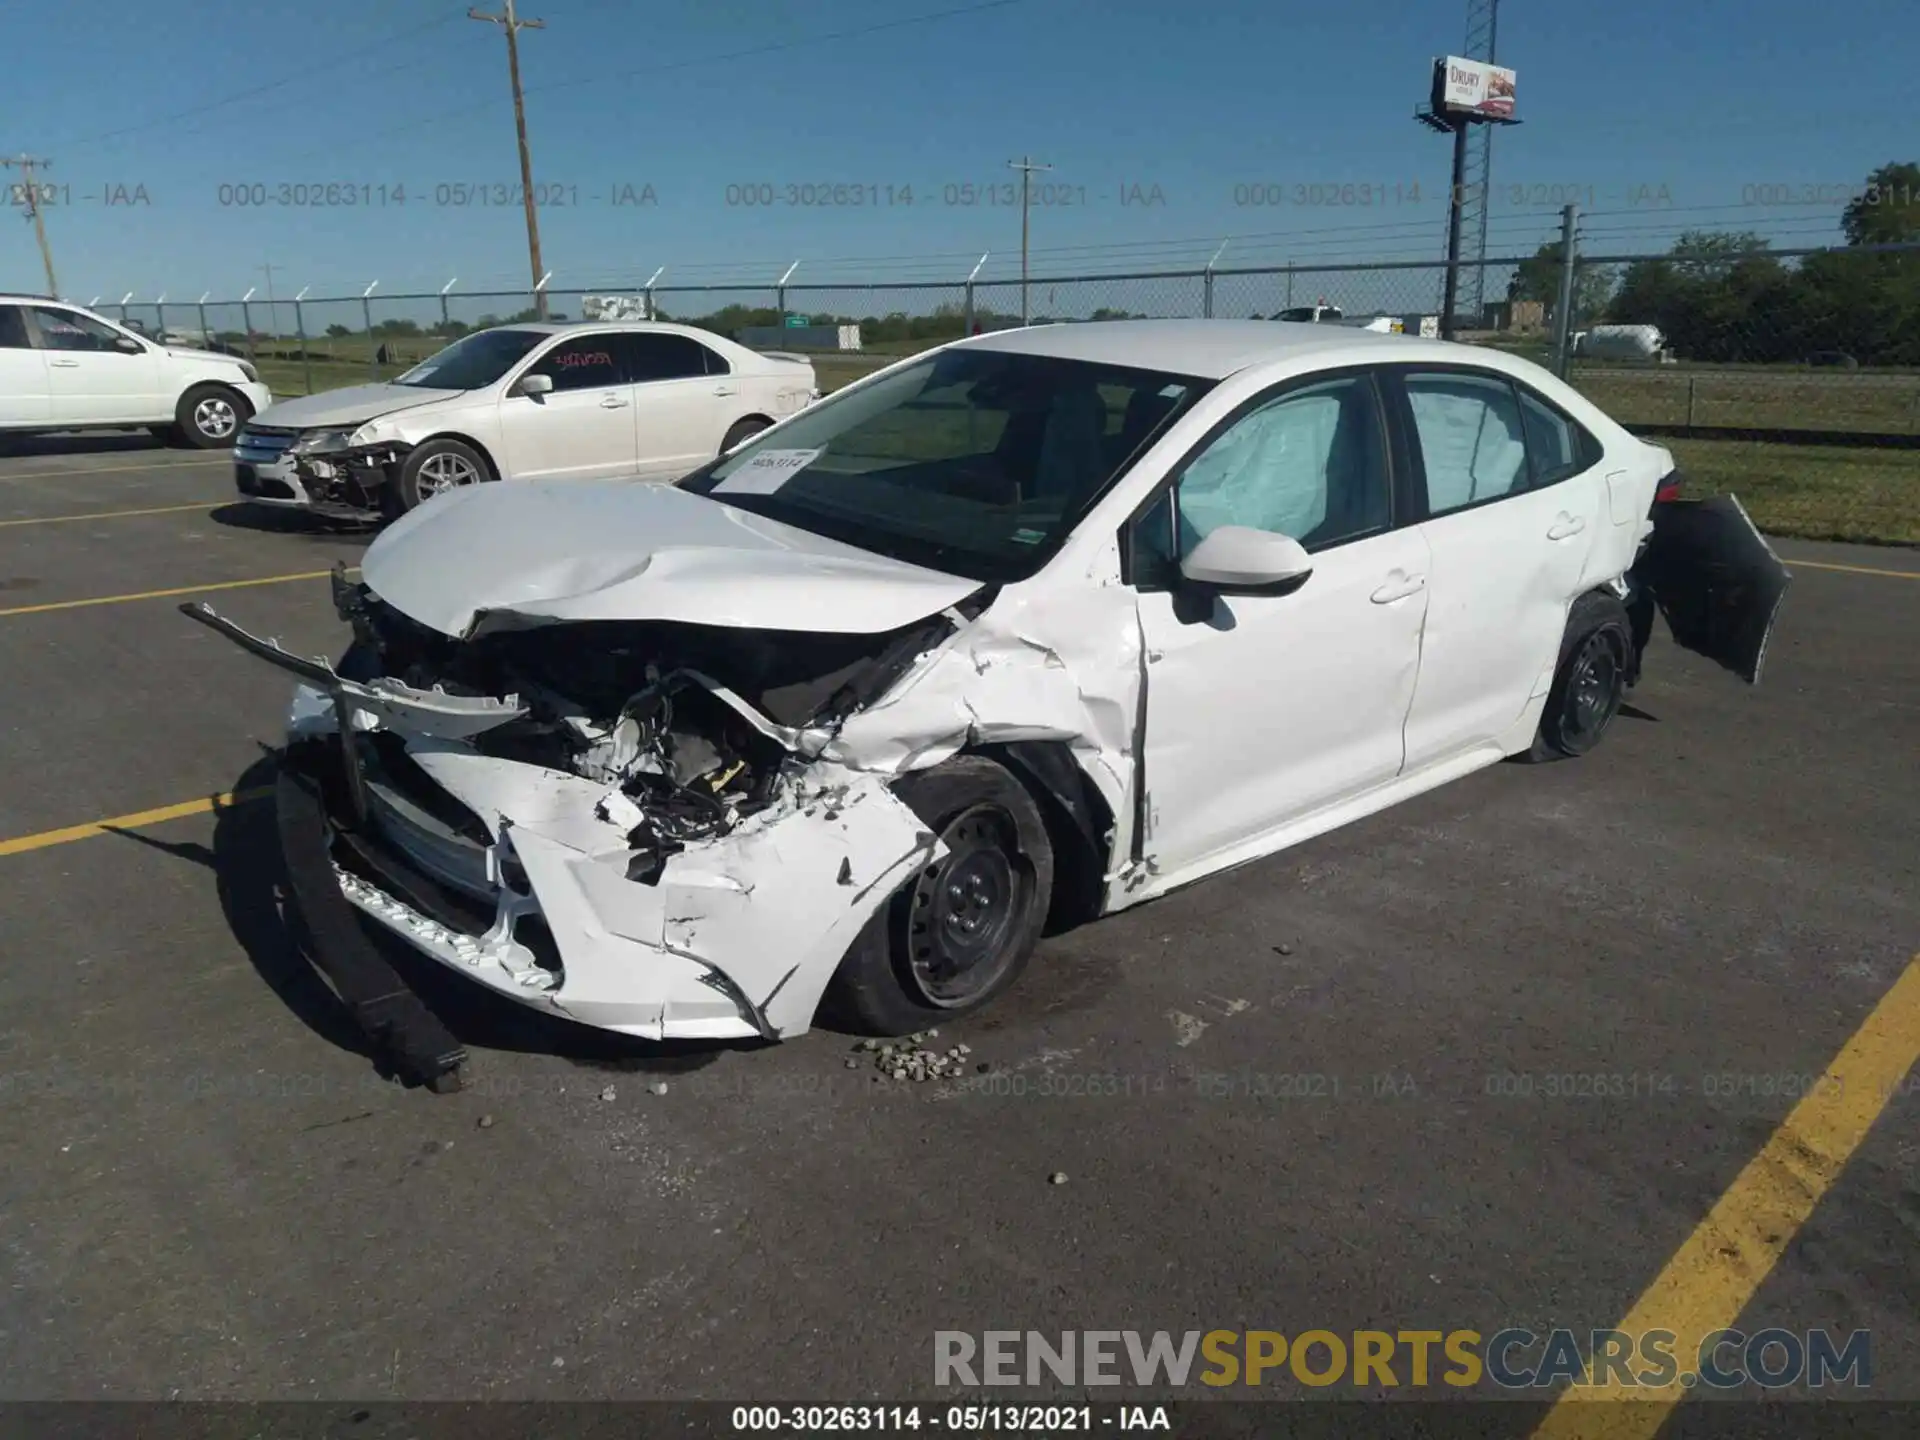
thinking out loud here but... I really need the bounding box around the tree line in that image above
[1508,162,1920,365]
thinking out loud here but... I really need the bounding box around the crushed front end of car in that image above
[233,424,412,516]
[187,577,994,1082]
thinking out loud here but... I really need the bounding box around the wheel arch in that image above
[961,739,1114,934]
[407,430,501,481]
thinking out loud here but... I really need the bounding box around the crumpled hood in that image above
[359,480,984,638]
[252,382,463,431]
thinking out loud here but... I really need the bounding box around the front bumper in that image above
[235,632,942,1055]
[233,429,398,516]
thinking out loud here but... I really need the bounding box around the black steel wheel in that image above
[828,756,1054,1035]
[1522,590,1634,762]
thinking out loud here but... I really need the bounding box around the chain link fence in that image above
[96,242,1919,542]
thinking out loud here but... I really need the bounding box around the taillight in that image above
[1654,470,1684,503]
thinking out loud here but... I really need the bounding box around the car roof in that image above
[494,320,704,336]
[953,318,1485,381]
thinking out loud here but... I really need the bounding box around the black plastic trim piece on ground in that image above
[275,745,468,1092]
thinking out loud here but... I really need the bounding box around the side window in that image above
[1514,384,1601,488]
[698,342,731,376]
[30,306,123,352]
[0,306,31,349]
[1132,375,1390,588]
[526,335,623,393]
[1402,371,1529,515]
[621,334,709,382]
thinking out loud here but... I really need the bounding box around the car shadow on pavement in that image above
[208,503,382,540]
[0,431,177,458]
[111,755,739,1086]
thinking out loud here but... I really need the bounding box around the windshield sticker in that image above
[713,448,825,496]
[1010,527,1046,545]
[1158,384,1187,399]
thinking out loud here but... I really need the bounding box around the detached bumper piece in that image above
[276,741,469,1092]
[1633,494,1792,685]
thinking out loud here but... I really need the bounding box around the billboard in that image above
[1434,55,1517,118]
[581,293,653,320]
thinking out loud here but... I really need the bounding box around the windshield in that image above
[394,328,547,389]
[678,347,1209,582]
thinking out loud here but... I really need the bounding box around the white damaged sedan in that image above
[188,320,1788,1090]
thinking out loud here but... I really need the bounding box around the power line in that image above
[46,14,465,151]
[260,0,1034,168]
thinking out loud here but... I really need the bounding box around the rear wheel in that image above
[829,756,1054,1035]
[1520,591,1633,762]
[173,383,251,448]
[719,416,771,454]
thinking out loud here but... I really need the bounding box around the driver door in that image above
[497,332,639,482]
[28,306,164,424]
[1130,371,1431,877]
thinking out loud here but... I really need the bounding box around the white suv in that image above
[0,295,272,447]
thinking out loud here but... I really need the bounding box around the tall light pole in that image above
[470,0,549,319]
[2,156,59,296]
[1007,156,1052,325]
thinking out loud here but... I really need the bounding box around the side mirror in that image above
[112,336,145,355]
[1178,525,1313,597]
[515,372,554,397]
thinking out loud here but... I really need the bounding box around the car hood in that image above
[252,383,464,431]
[359,480,985,639]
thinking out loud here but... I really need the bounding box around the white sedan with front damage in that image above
[232,321,816,518]
[187,320,1788,1091]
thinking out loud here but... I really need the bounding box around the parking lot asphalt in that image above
[1,437,1916,1430]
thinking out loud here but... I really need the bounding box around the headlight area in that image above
[289,427,412,512]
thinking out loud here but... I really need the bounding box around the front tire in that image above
[829,756,1054,1035]
[390,438,493,514]
[173,383,251,448]
[1520,591,1633,762]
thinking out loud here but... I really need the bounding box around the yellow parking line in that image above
[1531,951,1920,1440]
[1787,558,1920,581]
[0,566,350,619]
[0,788,272,858]
[0,456,230,483]
[0,501,215,528]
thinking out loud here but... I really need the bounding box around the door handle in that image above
[1547,514,1587,541]
[713,384,739,396]
[1370,574,1427,604]
[600,395,630,409]
[50,358,80,368]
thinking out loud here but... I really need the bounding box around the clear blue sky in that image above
[4,0,1912,305]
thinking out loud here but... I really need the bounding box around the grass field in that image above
[239,330,1916,546]
[1664,438,1919,545]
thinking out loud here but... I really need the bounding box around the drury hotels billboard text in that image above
[1434,55,1517,118]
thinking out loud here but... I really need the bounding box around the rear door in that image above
[618,332,739,478]
[496,332,639,482]
[0,305,50,425]
[28,305,165,423]
[1387,366,1608,770]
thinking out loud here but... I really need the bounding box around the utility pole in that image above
[470,0,549,319]
[1007,155,1052,325]
[2,156,59,296]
